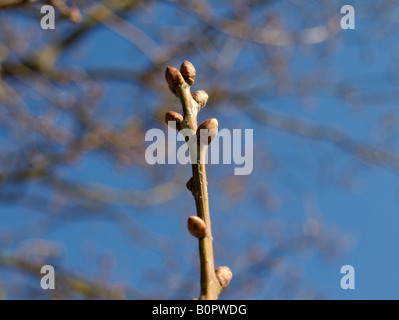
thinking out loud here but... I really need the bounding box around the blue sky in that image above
[1,0,399,299]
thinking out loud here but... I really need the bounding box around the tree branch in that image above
[164,61,231,300]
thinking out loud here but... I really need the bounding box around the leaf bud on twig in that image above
[186,177,193,192]
[187,216,207,239]
[196,118,218,145]
[215,266,232,289]
[165,66,185,96]
[165,111,183,131]
[180,61,196,86]
[192,90,208,110]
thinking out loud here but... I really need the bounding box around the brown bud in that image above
[215,266,232,289]
[196,118,218,145]
[186,177,193,192]
[180,61,196,85]
[192,90,208,110]
[165,110,183,125]
[187,216,207,239]
[165,66,185,95]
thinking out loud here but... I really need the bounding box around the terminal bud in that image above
[165,66,185,96]
[180,61,196,86]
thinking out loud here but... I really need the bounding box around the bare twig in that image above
[164,61,231,300]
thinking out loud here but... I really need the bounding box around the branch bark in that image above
[165,62,231,300]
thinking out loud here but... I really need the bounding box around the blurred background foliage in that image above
[0,0,399,299]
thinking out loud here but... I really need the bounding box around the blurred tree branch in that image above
[0,0,397,299]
